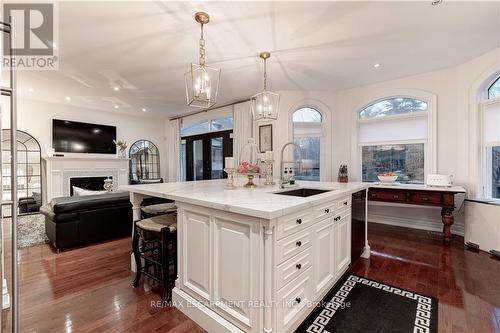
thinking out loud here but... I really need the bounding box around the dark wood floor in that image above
[1,221,499,332]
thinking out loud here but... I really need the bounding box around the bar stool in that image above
[132,213,177,303]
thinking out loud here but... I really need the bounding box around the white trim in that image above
[288,100,334,181]
[351,89,437,182]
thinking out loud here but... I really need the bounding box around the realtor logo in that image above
[2,2,58,70]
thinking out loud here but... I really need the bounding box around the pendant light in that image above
[251,52,279,121]
[185,12,221,108]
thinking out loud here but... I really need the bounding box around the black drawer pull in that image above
[296,218,302,224]
[295,297,301,304]
[296,241,302,247]
[343,201,348,205]
[324,208,330,213]
[296,263,302,269]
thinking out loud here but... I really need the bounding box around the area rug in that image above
[297,274,438,333]
[17,214,49,248]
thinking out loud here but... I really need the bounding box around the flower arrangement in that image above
[238,161,261,174]
[113,139,127,158]
[338,164,348,183]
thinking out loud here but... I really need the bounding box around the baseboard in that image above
[368,213,465,236]
[172,287,244,333]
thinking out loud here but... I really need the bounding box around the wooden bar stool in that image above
[132,213,177,303]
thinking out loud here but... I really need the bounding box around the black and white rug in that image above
[297,274,438,333]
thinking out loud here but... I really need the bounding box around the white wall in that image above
[1,99,168,181]
[258,47,500,236]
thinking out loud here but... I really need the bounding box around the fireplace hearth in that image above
[69,176,112,196]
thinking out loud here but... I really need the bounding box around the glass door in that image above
[183,130,232,181]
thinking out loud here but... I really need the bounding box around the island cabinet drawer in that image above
[276,246,312,290]
[338,196,352,209]
[313,201,336,221]
[276,267,313,332]
[276,208,313,240]
[276,229,312,265]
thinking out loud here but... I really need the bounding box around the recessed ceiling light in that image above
[114,105,119,109]
[374,63,381,68]
[141,108,147,112]
[28,87,34,92]
[65,96,71,101]
[431,0,442,5]
[113,87,120,91]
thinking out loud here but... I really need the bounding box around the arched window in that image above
[129,140,161,182]
[481,76,500,198]
[488,77,500,99]
[2,130,42,216]
[358,97,428,184]
[293,107,323,181]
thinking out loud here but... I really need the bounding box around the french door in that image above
[183,130,232,181]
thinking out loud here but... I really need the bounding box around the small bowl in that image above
[378,175,398,183]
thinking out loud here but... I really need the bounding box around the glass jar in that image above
[238,138,261,174]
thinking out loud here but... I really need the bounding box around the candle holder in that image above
[224,168,236,189]
[263,159,275,185]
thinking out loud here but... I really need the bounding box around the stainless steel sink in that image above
[273,188,332,197]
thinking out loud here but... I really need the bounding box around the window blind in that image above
[358,115,427,144]
[483,100,500,145]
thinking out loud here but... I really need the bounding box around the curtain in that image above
[233,101,253,163]
[167,119,181,182]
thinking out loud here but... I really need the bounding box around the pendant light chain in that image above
[263,57,267,91]
[199,23,205,66]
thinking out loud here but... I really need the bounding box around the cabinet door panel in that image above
[312,217,336,297]
[213,216,260,330]
[336,213,351,275]
[182,210,211,300]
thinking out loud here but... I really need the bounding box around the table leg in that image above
[441,207,454,244]
[130,192,145,272]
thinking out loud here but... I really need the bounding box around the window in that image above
[488,77,500,100]
[358,97,428,184]
[129,140,160,182]
[481,80,500,198]
[293,107,323,181]
[180,115,233,182]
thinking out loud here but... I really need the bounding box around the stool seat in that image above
[141,203,177,216]
[136,214,177,233]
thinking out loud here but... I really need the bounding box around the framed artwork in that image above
[259,124,273,152]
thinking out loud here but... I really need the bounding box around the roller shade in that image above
[294,123,323,137]
[358,115,427,144]
[483,100,500,145]
[181,105,233,129]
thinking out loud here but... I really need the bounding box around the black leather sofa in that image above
[40,192,132,250]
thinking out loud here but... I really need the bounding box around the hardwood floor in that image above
[1,220,499,332]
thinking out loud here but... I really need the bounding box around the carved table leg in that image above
[441,207,454,244]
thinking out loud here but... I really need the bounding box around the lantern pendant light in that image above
[185,12,221,108]
[251,52,279,121]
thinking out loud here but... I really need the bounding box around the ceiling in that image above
[14,1,500,118]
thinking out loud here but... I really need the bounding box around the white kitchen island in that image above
[121,179,370,333]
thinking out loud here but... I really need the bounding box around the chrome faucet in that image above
[280,142,302,188]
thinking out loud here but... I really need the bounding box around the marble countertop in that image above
[120,179,369,220]
[370,182,466,193]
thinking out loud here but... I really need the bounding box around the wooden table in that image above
[368,184,466,244]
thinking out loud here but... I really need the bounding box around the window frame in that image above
[353,91,437,183]
[291,106,327,182]
[479,96,500,198]
[487,77,500,100]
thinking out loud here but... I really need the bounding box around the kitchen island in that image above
[121,179,370,333]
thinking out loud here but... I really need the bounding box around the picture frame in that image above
[259,124,273,152]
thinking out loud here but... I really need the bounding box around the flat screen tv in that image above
[52,119,116,154]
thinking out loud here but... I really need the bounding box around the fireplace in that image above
[69,176,112,196]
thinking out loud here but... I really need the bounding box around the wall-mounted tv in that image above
[52,119,116,154]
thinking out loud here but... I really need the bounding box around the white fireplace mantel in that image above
[43,156,129,201]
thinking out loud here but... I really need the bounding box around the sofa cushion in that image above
[50,192,131,215]
[72,186,108,196]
